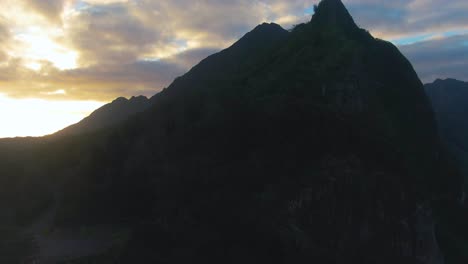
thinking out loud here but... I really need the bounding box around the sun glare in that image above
[0,94,104,138]
[14,28,78,71]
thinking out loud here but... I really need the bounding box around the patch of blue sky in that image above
[142,57,161,62]
[74,1,90,11]
[174,39,188,49]
[443,29,468,38]
[304,6,315,15]
[348,4,405,19]
[393,33,436,45]
[170,39,189,53]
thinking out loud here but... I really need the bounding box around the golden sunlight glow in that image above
[14,27,78,71]
[0,94,104,138]
[25,61,42,71]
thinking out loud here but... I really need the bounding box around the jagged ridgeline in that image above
[0,0,462,263]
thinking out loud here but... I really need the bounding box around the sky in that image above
[0,0,467,138]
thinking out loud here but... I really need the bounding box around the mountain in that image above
[0,0,464,263]
[425,78,468,193]
[425,79,468,152]
[56,95,151,137]
[424,78,468,263]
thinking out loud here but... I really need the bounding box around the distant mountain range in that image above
[425,79,468,152]
[425,78,468,196]
[0,0,466,263]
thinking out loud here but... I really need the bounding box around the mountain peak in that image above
[432,78,466,86]
[112,97,128,104]
[130,95,149,102]
[312,0,358,31]
[253,22,284,32]
[238,22,288,45]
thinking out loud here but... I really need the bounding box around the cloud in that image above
[165,47,221,69]
[0,0,466,103]
[65,2,163,66]
[0,49,214,101]
[55,59,187,100]
[340,0,468,41]
[0,19,11,61]
[0,0,318,101]
[22,0,67,23]
[400,34,468,83]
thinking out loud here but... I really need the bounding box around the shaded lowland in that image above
[0,0,465,263]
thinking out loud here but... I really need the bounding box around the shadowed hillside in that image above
[56,95,152,137]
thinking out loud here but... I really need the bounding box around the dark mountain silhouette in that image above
[56,95,151,137]
[424,78,468,262]
[425,79,468,193]
[425,79,468,154]
[312,0,358,32]
[0,0,465,263]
